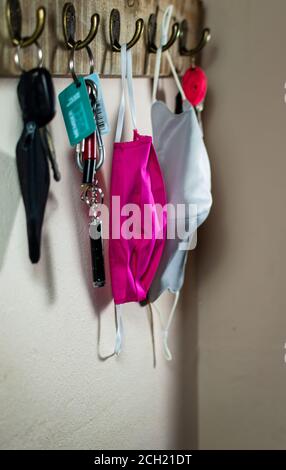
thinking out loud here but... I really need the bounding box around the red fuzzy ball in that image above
[182,66,208,107]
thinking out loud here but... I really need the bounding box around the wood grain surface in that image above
[0,0,204,77]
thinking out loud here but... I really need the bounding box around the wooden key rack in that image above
[0,0,207,77]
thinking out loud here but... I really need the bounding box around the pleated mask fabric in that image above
[109,45,167,355]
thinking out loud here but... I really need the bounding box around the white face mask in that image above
[148,6,212,360]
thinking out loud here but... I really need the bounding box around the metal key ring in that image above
[81,184,104,208]
[69,42,94,86]
[76,128,105,174]
[84,80,105,172]
[14,40,43,72]
[95,127,105,171]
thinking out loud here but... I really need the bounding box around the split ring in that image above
[14,40,43,72]
[69,42,94,86]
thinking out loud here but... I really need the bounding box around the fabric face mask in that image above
[148,6,213,360]
[109,44,167,355]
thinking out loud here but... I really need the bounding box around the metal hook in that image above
[179,20,211,57]
[6,0,46,48]
[147,13,180,53]
[110,8,144,52]
[63,2,99,51]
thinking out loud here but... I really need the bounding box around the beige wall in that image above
[1,0,286,451]
[193,0,286,450]
[0,77,183,450]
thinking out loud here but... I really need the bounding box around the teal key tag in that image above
[58,77,96,146]
[84,73,110,135]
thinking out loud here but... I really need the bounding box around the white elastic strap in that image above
[166,51,186,101]
[115,44,127,143]
[147,303,157,368]
[152,6,186,103]
[152,46,162,103]
[114,304,124,356]
[115,45,137,142]
[126,48,137,130]
[197,108,204,135]
[152,291,180,361]
[152,6,172,102]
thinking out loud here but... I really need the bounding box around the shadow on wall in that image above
[196,82,226,282]
[0,152,20,270]
[67,147,114,361]
[174,54,228,443]
[175,253,199,450]
[0,149,64,305]
[173,78,224,449]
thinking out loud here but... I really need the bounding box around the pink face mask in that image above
[109,45,167,354]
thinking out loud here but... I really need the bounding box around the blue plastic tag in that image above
[58,77,96,146]
[85,73,110,135]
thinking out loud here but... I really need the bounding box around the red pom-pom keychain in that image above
[182,65,208,107]
[182,63,208,132]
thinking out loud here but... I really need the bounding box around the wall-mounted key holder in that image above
[0,0,206,77]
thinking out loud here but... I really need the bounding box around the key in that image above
[16,66,58,263]
[75,139,85,172]
[81,185,106,288]
[58,77,96,146]
[40,126,61,182]
[82,79,98,185]
[84,72,110,135]
[81,80,103,185]
[17,67,56,128]
[90,217,106,288]
[78,80,106,287]
[82,132,96,185]
[16,121,50,263]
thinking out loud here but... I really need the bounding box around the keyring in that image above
[69,42,94,87]
[14,40,43,72]
[81,184,104,208]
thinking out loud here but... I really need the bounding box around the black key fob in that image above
[90,220,105,288]
[16,122,50,263]
[175,92,183,114]
[17,67,56,128]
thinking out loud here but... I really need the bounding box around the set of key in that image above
[59,72,109,288]
[80,78,106,288]
[76,79,105,186]
[16,66,61,263]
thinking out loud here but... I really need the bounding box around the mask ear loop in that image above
[113,43,137,357]
[147,303,157,368]
[165,52,186,101]
[113,46,126,356]
[114,304,124,356]
[152,6,186,103]
[126,47,137,133]
[152,291,180,361]
[114,44,127,143]
[115,43,137,143]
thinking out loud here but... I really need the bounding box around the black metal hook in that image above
[6,0,46,48]
[179,20,211,57]
[110,8,144,52]
[147,13,180,53]
[62,2,100,51]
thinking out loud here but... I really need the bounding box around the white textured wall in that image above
[0,77,184,450]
